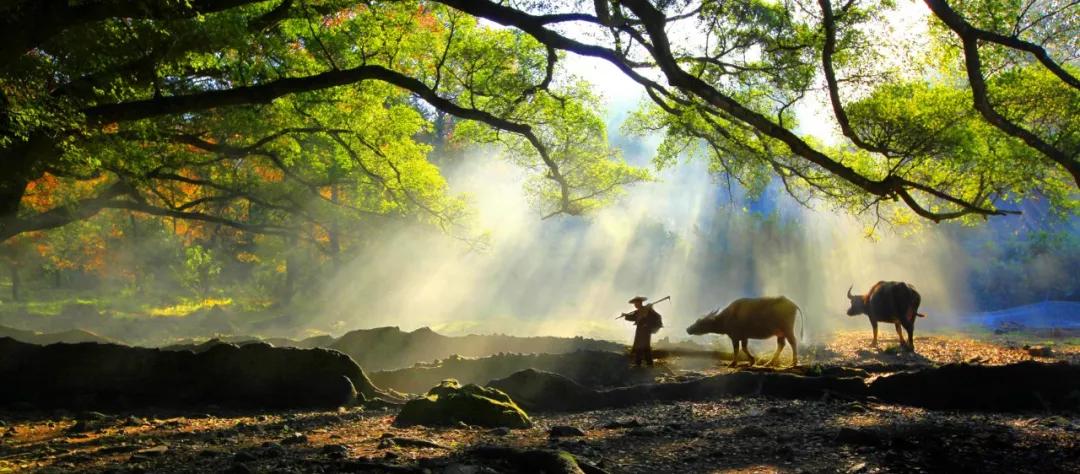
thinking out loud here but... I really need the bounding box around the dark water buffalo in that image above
[846,281,925,352]
[687,296,802,367]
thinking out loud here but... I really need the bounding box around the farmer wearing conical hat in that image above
[619,295,664,367]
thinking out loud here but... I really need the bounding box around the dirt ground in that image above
[2,331,1078,473]
[811,330,1080,367]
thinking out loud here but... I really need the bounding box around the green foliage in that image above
[457,80,651,216]
[1,0,648,248]
[964,225,1080,308]
[622,0,1078,223]
[179,245,222,298]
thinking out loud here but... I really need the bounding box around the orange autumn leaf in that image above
[22,173,61,212]
[253,165,284,182]
[311,226,331,244]
[415,5,441,32]
[173,220,207,244]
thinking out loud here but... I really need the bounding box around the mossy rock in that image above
[394,379,531,428]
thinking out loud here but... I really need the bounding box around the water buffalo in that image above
[687,296,802,367]
[846,281,925,352]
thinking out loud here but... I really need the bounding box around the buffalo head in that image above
[846,285,865,316]
[687,308,726,335]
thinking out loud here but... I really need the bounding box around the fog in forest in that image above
[2,99,1073,348]
[315,134,976,345]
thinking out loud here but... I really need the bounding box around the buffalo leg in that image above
[871,321,879,347]
[893,323,909,351]
[728,337,740,368]
[787,334,798,366]
[766,336,786,366]
[741,339,756,366]
[905,307,917,352]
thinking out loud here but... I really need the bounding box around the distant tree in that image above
[179,244,222,298]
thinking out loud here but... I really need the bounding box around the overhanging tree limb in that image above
[616,0,1012,220]
[0,0,267,65]
[923,0,1079,91]
[924,0,1080,187]
[440,0,1015,220]
[819,0,891,156]
[82,63,575,212]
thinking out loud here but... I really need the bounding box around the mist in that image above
[314,140,975,345]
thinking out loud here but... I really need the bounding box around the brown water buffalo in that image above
[687,296,802,367]
[846,281,926,352]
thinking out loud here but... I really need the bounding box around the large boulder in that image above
[0,337,391,409]
[394,379,531,428]
[486,369,603,412]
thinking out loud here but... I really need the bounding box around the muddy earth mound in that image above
[870,360,1080,410]
[0,337,390,409]
[489,368,868,412]
[330,326,624,371]
[490,360,1080,413]
[370,350,666,393]
[0,324,114,345]
[160,334,336,353]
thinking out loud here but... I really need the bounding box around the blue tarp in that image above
[967,301,1080,329]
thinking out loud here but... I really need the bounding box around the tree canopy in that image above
[0,0,1077,247]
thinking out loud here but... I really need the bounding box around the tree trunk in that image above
[328,183,341,259]
[9,261,20,302]
[129,212,138,241]
[0,174,29,243]
[0,131,59,243]
[283,236,296,304]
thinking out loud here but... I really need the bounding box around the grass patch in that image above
[149,297,233,317]
[1,296,105,316]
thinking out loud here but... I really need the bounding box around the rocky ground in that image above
[1,331,1078,473]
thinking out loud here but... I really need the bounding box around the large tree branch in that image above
[923,0,1079,91]
[1,177,292,242]
[167,130,398,218]
[924,0,1080,187]
[617,0,1011,220]
[0,182,133,241]
[105,199,293,236]
[818,0,892,156]
[83,63,576,214]
[332,132,459,229]
[432,0,670,95]
[437,0,1016,221]
[0,0,266,65]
